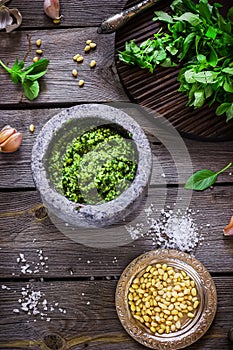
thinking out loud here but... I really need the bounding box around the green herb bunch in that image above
[119,0,233,121]
[62,126,137,205]
[0,58,49,100]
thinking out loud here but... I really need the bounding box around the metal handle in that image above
[97,0,162,34]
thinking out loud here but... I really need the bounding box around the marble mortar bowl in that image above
[31,104,152,228]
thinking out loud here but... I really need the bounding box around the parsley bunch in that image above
[0,58,49,100]
[119,0,233,121]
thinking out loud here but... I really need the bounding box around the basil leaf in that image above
[174,12,202,26]
[226,103,233,122]
[185,162,232,191]
[153,11,174,24]
[26,70,48,81]
[198,0,212,23]
[227,7,233,23]
[216,102,231,116]
[22,79,40,100]
[23,58,49,75]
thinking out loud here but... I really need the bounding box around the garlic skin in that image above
[44,0,61,21]
[0,125,22,153]
[223,215,233,236]
[0,1,22,33]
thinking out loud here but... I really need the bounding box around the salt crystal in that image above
[125,205,202,254]
[1,285,10,290]
[13,309,20,313]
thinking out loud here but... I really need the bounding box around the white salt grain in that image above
[125,204,202,253]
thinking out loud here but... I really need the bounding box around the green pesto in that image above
[61,126,137,205]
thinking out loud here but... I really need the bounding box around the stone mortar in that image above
[31,104,152,228]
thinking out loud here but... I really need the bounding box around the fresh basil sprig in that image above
[0,58,49,100]
[119,0,233,121]
[185,162,232,190]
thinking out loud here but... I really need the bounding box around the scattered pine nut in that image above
[36,39,42,47]
[84,45,91,52]
[78,79,85,87]
[89,42,96,49]
[86,39,92,45]
[72,69,78,77]
[90,60,96,68]
[73,54,80,61]
[53,19,61,24]
[36,49,43,55]
[29,124,35,133]
[76,56,84,63]
[33,57,39,63]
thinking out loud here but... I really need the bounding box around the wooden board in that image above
[0,28,128,105]
[0,186,233,277]
[0,278,232,350]
[0,109,233,189]
[115,0,233,141]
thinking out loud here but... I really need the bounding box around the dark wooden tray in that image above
[115,0,233,141]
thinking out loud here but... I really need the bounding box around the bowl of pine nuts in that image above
[115,249,217,349]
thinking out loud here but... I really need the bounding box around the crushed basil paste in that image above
[62,126,137,205]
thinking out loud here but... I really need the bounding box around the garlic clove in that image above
[44,0,61,20]
[0,7,12,29]
[223,215,233,236]
[0,126,16,144]
[0,132,22,153]
[6,8,22,33]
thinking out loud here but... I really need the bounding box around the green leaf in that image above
[174,12,202,26]
[226,103,233,122]
[26,70,48,81]
[198,0,212,23]
[205,26,217,39]
[222,68,233,75]
[23,58,49,75]
[227,7,233,23]
[22,79,40,100]
[193,71,218,84]
[180,32,196,60]
[184,68,196,83]
[208,45,218,67]
[193,90,205,108]
[223,79,233,93]
[216,102,231,116]
[185,162,232,190]
[153,11,174,24]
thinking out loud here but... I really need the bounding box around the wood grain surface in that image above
[0,186,232,277]
[0,278,232,350]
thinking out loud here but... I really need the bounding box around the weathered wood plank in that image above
[8,0,127,28]
[0,187,233,277]
[0,108,233,188]
[0,278,232,349]
[0,28,128,105]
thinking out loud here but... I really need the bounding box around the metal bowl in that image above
[115,249,217,349]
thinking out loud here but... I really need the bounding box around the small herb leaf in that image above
[22,79,40,100]
[185,162,232,190]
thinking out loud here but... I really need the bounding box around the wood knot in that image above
[34,205,48,220]
[43,333,66,350]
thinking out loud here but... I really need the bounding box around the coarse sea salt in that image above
[125,204,202,253]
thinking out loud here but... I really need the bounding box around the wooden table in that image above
[0,1,232,349]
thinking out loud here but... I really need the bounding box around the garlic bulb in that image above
[0,125,23,153]
[0,0,22,33]
[44,0,61,21]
